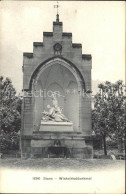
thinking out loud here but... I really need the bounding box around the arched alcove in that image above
[31,57,85,131]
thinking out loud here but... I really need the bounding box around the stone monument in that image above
[21,13,93,158]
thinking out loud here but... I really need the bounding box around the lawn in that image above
[0,157,125,171]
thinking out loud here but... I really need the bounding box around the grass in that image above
[0,157,125,171]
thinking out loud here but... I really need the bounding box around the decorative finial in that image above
[54,1,60,22]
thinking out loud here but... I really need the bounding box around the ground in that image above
[0,158,125,171]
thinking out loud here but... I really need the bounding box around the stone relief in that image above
[41,95,70,122]
[53,43,62,55]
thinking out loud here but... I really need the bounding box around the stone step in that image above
[40,121,73,132]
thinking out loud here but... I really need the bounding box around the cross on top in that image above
[54,1,60,15]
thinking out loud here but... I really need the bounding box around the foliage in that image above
[92,80,125,155]
[0,76,22,151]
[0,131,20,151]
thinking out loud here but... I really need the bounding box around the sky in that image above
[0,1,125,93]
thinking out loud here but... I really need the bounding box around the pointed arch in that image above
[29,56,85,91]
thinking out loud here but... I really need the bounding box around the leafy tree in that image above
[0,76,22,152]
[92,80,125,155]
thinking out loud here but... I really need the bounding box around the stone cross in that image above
[54,1,59,15]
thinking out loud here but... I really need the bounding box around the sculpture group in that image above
[41,95,70,122]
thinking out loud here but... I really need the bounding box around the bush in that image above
[0,131,20,152]
[0,76,21,152]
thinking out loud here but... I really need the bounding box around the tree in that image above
[0,76,22,152]
[108,80,125,153]
[92,80,125,155]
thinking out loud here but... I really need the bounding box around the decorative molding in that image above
[43,32,53,37]
[23,53,33,58]
[53,21,62,26]
[62,32,72,37]
[72,43,82,48]
[53,43,62,55]
[33,42,43,47]
[82,54,92,60]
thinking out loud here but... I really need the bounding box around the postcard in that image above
[0,1,125,193]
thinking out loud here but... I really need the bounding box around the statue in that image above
[41,95,70,122]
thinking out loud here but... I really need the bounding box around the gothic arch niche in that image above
[65,81,78,130]
[31,58,85,132]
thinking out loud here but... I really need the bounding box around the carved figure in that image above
[41,96,69,122]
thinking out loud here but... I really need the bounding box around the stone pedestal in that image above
[40,121,73,132]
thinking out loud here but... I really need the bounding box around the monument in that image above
[21,9,93,158]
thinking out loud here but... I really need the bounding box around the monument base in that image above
[40,121,73,132]
[21,134,93,159]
